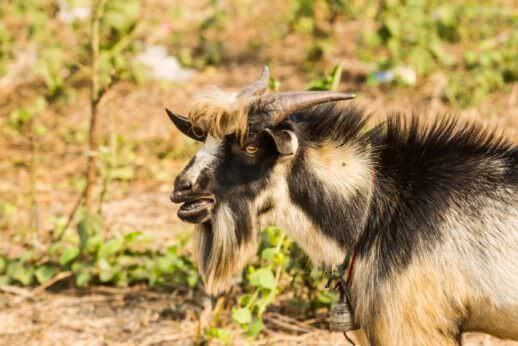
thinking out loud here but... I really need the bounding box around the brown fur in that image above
[187,87,251,143]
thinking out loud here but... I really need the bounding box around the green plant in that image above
[357,1,517,106]
[230,226,337,339]
[0,220,199,289]
[8,97,48,248]
[307,64,342,91]
[232,227,289,337]
[0,22,12,77]
[193,0,227,67]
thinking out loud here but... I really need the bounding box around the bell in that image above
[329,302,359,332]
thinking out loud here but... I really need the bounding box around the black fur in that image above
[288,152,369,250]
[212,131,280,245]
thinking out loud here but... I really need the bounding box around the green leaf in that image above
[237,293,253,307]
[255,295,276,316]
[8,262,34,286]
[328,64,343,91]
[97,258,116,282]
[60,247,79,266]
[187,270,198,288]
[103,0,139,33]
[35,264,58,284]
[384,16,400,37]
[261,247,277,260]
[250,268,276,290]
[206,327,232,344]
[246,318,264,337]
[77,213,103,252]
[316,290,338,306]
[111,167,135,181]
[86,233,104,254]
[306,64,342,91]
[129,266,148,282]
[0,257,6,274]
[0,275,9,286]
[115,270,128,287]
[232,307,252,324]
[123,231,143,245]
[77,218,89,252]
[75,269,93,287]
[98,239,122,259]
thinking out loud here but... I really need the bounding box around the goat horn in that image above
[237,65,270,98]
[261,91,356,124]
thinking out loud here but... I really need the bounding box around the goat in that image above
[165,67,518,345]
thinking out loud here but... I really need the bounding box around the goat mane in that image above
[295,104,514,158]
[187,87,250,142]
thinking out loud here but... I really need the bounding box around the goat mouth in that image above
[177,198,214,223]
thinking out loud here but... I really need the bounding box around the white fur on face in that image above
[182,136,222,184]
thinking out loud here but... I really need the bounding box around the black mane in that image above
[294,103,514,155]
[292,103,368,146]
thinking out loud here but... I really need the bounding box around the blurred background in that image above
[0,0,516,345]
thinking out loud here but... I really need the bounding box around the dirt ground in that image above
[1,286,517,346]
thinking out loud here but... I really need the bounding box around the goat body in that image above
[167,76,518,344]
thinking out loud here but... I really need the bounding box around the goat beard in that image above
[192,203,259,294]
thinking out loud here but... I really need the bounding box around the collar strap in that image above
[345,243,359,286]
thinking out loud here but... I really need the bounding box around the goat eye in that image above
[245,145,258,155]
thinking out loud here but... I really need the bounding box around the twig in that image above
[28,115,41,250]
[264,312,314,334]
[85,0,107,213]
[32,271,73,295]
[0,285,32,297]
[55,187,86,241]
[97,97,115,213]
[1,272,71,306]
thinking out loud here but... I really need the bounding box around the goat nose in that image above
[176,178,192,192]
[171,177,193,203]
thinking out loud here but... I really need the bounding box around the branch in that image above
[84,0,107,213]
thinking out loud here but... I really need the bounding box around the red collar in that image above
[345,243,359,286]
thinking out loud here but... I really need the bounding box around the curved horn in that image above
[237,66,270,98]
[262,91,356,124]
[165,108,207,142]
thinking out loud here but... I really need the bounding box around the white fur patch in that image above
[306,142,373,202]
[183,135,221,183]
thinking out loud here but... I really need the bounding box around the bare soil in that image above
[1,286,517,346]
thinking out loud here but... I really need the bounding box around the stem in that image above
[28,117,40,249]
[55,188,86,241]
[85,0,107,213]
[97,102,115,213]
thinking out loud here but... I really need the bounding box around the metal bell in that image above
[329,302,359,332]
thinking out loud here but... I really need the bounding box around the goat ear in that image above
[264,128,298,156]
[165,108,207,142]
